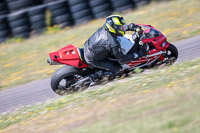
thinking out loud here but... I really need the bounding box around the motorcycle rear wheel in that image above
[51,65,85,95]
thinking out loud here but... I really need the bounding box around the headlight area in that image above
[160,40,166,48]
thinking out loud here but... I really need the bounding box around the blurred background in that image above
[0,0,166,43]
[0,1,200,132]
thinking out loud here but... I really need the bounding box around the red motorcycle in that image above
[47,24,178,95]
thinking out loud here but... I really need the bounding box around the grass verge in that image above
[0,0,200,90]
[0,58,200,133]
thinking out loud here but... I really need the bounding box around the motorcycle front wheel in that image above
[164,43,178,64]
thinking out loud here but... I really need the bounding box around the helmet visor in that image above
[117,25,126,32]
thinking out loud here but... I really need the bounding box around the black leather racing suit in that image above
[84,27,137,73]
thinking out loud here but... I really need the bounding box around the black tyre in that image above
[70,3,89,13]
[74,16,93,24]
[12,25,30,34]
[43,0,55,4]
[31,21,46,29]
[5,0,16,2]
[114,5,133,12]
[89,0,108,7]
[93,10,112,19]
[9,18,28,28]
[7,0,35,12]
[166,43,178,59]
[112,0,132,7]
[47,0,68,11]
[132,0,150,7]
[53,14,71,24]
[68,0,86,6]
[50,8,68,17]
[0,2,7,12]
[0,23,8,30]
[8,11,27,21]
[0,30,10,38]
[0,15,9,38]
[163,43,178,65]
[33,0,42,5]
[0,11,8,15]
[91,3,111,14]
[29,14,45,23]
[0,15,7,23]
[28,5,47,16]
[51,65,84,95]
[72,9,91,20]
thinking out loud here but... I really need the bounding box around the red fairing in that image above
[136,24,169,62]
[163,41,169,50]
[49,45,88,68]
[138,24,168,51]
[142,34,166,50]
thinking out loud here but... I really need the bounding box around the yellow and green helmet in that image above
[104,15,126,36]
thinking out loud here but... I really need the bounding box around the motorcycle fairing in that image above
[139,24,169,50]
[126,51,162,69]
[49,45,88,68]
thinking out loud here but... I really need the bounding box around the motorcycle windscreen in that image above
[117,35,135,54]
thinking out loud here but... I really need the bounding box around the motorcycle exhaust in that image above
[47,58,62,65]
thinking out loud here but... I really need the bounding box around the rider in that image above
[84,15,147,81]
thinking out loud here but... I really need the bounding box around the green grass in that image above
[0,58,200,133]
[0,0,200,90]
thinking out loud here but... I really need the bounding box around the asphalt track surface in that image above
[0,35,200,114]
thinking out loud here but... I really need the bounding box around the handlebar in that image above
[135,26,144,38]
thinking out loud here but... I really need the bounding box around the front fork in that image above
[147,41,170,62]
[147,49,164,61]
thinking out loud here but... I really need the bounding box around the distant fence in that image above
[0,0,153,43]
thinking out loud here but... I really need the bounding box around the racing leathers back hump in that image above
[84,27,134,64]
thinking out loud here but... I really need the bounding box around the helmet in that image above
[104,15,126,36]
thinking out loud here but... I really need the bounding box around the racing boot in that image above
[103,71,115,80]
[90,70,104,82]
[89,70,104,87]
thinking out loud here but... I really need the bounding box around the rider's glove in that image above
[127,23,142,31]
[127,23,136,31]
[136,27,144,37]
[127,23,143,37]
